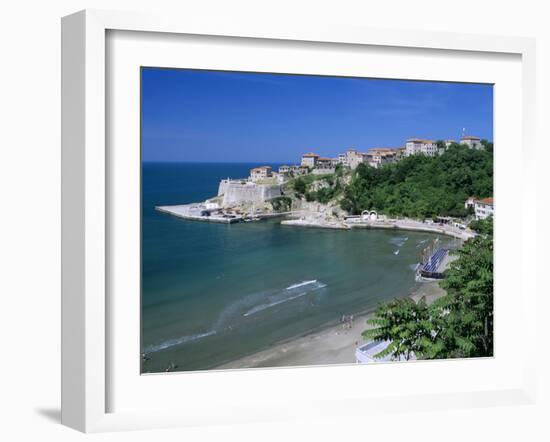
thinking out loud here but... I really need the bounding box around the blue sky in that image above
[141,68,493,163]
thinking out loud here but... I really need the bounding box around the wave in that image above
[389,236,408,247]
[416,239,429,248]
[243,291,308,317]
[145,279,327,353]
[245,280,327,317]
[144,330,216,354]
[286,280,317,290]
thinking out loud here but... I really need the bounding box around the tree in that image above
[340,144,493,219]
[435,231,494,357]
[362,218,494,360]
[270,196,292,212]
[469,216,493,236]
[292,177,307,196]
[362,297,434,361]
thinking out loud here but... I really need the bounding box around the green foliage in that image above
[290,173,334,198]
[363,218,493,360]
[270,196,292,212]
[363,298,434,361]
[307,179,342,204]
[292,177,307,196]
[468,216,493,236]
[340,145,493,218]
[292,172,344,204]
[481,139,494,154]
[436,229,494,357]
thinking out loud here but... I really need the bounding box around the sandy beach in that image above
[216,281,446,369]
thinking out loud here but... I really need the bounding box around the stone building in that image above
[366,148,398,168]
[460,135,483,150]
[249,166,272,181]
[474,197,494,220]
[301,153,320,168]
[405,138,439,157]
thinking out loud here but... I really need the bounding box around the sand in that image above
[216,281,446,369]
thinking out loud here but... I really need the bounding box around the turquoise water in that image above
[141,162,440,372]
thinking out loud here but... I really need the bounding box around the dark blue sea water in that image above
[142,162,438,372]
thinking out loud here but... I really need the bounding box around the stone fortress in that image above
[217,178,281,207]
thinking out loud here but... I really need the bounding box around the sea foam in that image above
[144,330,216,354]
[146,279,327,353]
[286,280,317,290]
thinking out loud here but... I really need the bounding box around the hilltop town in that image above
[155,134,493,235]
[251,135,485,183]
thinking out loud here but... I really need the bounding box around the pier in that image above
[156,204,298,224]
[156,204,242,223]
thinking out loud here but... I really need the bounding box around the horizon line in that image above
[142,160,296,164]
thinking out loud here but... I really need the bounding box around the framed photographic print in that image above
[61,9,537,432]
[140,68,493,373]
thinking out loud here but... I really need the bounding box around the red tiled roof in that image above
[477,197,494,205]
[250,166,272,172]
[407,138,434,143]
[462,135,481,140]
[368,147,396,153]
[302,153,320,157]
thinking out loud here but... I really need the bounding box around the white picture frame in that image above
[61,9,537,433]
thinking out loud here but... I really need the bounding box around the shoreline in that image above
[215,281,446,370]
[282,217,474,240]
[157,200,475,241]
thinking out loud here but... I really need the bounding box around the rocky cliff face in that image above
[292,198,347,219]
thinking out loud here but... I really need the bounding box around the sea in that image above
[142,162,444,372]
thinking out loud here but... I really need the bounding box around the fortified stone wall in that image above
[218,180,282,206]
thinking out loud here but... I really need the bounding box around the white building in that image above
[337,152,348,167]
[474,197,494,220]
[343,148,367,169]
[316,157,333,168]
[287,165,309,176]
[405,138,439,157]
[300,152,320,168]
[366,148,398,168]
[249,166,272,181]
[278,165,291,174]
[460,135,483,150]
[464,196,476,210]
